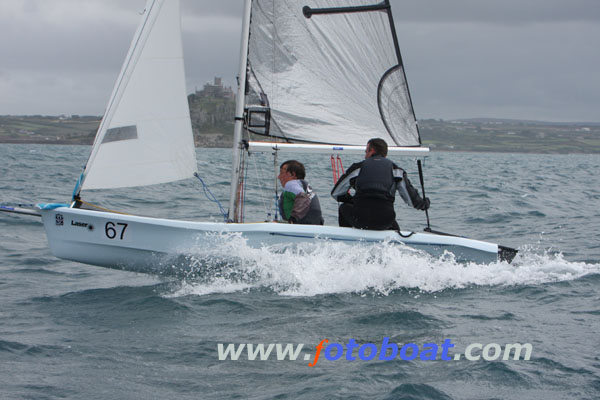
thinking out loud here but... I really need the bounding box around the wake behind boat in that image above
[1,0,517,271]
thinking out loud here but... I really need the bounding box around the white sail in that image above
[80,0,197,191]
[246,0,420,146]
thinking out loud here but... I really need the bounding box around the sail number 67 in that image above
[105,222,128,240]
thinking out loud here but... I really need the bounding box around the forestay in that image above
[246,0,420,146]
[80,0,197,191]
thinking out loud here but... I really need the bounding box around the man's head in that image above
[365,138,388,159]
[278,160,305,187]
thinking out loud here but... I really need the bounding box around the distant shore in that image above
[1,115,599,153]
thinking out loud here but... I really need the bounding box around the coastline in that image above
[1,115,599,154]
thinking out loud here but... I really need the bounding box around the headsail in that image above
[79,0,197,191]
[246,0,420,146]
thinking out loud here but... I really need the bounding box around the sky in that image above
[0,0,599,122]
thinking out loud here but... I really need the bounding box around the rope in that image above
[337,155,345,175]
[396,229,415,238]
[194,173,228,222]
[330,156,337,183]
[331,155,345,184]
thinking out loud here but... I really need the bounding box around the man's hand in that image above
[336,192,353,203]
[416,197,430,211]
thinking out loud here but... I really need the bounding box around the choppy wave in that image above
[164,233,600,297]
[2,146,600,399]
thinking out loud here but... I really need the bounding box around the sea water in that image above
[0,144,599,399]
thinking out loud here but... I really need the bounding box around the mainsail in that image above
[245,0,420,146]
[79,0,197,191]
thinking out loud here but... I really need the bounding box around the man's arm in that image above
[331,162,362,201]
[393,167,430,210]
[404,175,430,210]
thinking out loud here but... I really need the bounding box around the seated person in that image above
[278,160,324,225]
[331,138,429,230]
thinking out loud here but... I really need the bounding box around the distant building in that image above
[195,77,235,100]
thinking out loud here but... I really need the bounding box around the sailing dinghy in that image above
[2,0,517,271]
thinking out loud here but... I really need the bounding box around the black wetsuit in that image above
[331,155,428,230]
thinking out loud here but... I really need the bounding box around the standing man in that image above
[331,138,429,230]
[278,160,324,225]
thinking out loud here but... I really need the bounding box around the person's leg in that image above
[338,202,354,227]
[353,198,396,230]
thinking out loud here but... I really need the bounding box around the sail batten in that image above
[246,0,420,147]
[80,0,197,191]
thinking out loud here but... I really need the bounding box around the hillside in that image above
[2,101,599,153]
[0,115,98,145]
[419,119,600,153]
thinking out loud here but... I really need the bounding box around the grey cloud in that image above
[0,0,598,121]
[390,0,600,24]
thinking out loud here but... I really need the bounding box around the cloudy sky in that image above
[1,0,599,122]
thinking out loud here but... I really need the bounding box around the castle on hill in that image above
[195,77,234,100]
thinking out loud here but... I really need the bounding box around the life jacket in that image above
[299,180,324,225]
[278,180,324,225]
[354,155,395,201]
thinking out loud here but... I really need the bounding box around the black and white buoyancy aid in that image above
[354,155,396,201]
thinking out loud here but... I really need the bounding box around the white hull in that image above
[39,207,505,272]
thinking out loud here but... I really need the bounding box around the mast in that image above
[228,0,252,222]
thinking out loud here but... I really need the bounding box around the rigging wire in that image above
[246,131,278,220]
[242,151,250,223]
[273,149,279,220]
[194,172,227,222]
[248,151,273,220]
[238,149,247,223]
